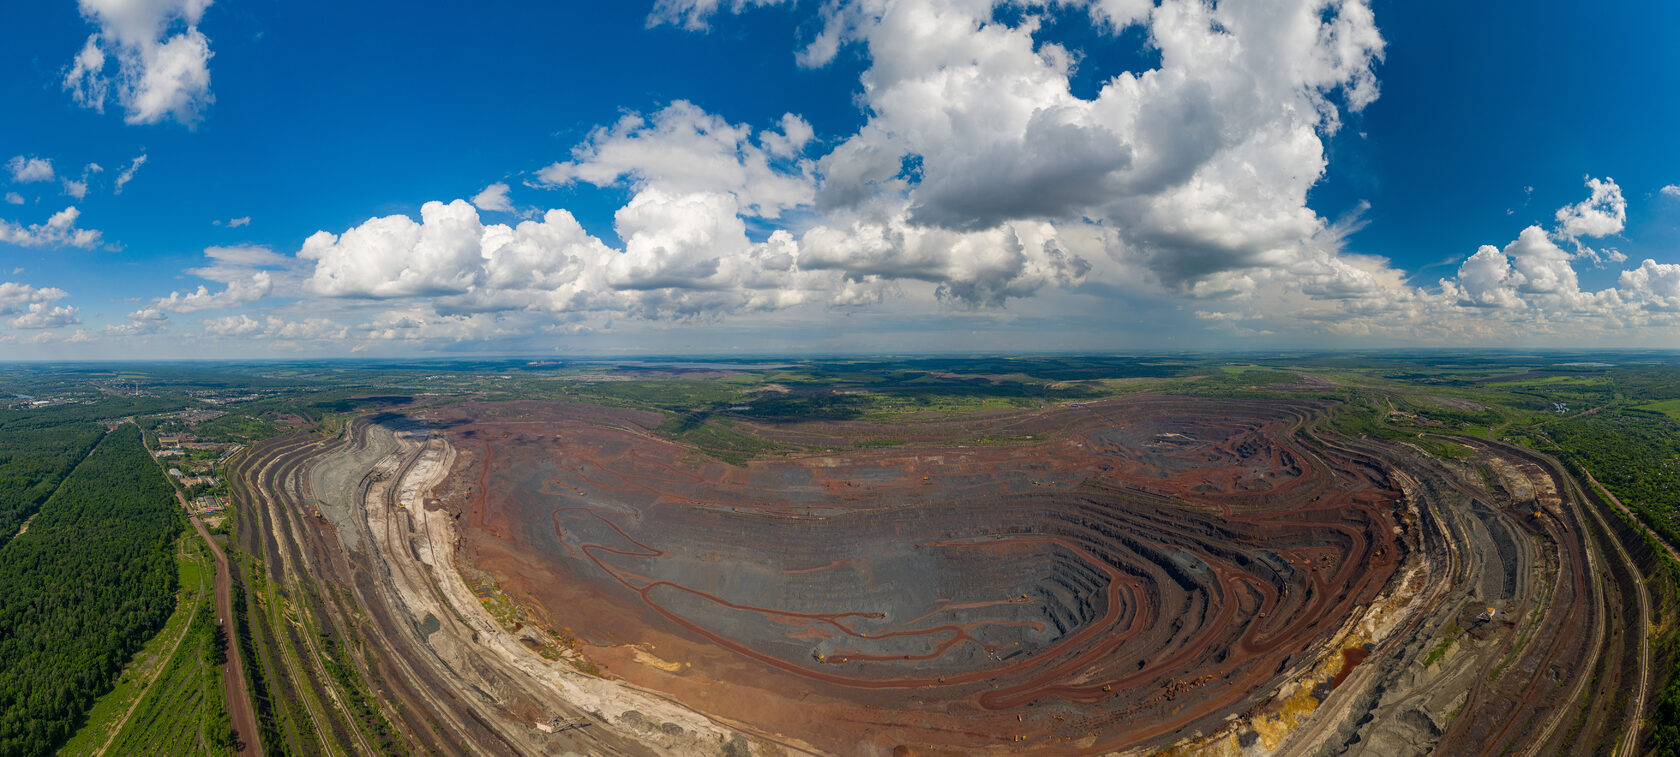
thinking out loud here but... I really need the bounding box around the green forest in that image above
[0,424,182,756]
[0,420,102,551]
[1549,411,1680,547]
[0,395,190,550]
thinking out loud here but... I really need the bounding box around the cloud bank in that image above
[12,0,1680,354]
[286,0,1389,340]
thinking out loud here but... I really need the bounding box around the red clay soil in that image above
[190,514,262,756]
[417,396,1407,755]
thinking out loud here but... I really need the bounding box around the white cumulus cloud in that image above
[0,282,69,313]
[160,1,1680,351]
[1619,259,1680,313]
[1187,176,1673,344]
[0,282,80,330]
[0,206,104,249]
[801,0,1384,292]
[284,1,1397,335]
[1442,226,1580,309]
[151,271,272,313]
[64,0,216,126]
[471,182,513,213]
[300,200,490,299]
[7,156,55,183]
[536,101,815,220]
[10,304,82,330]
[1553,176,1625,240]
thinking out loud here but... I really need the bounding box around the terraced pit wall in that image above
[223,395,1658,757]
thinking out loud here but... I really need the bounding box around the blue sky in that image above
[2,0,1678,358]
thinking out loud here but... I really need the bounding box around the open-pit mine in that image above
[228,394,1652,756]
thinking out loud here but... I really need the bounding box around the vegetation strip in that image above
[0,425,182,755]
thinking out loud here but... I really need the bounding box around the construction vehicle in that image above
[536,716,591,734]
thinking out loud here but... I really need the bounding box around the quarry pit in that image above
[234,394,1646,755]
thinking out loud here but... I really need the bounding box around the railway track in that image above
[1540,453,1651,756]
[1578,474,1666,756]
[229,435,384,756]
[1454,439,1648,756]
[257,440,384,757]
[228,441,339,755]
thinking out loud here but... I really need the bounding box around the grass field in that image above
[1484,374,1610,387]
[658,414,799,465]
[60,533,218,756]
[104,549,235,757]
[1638,399,1680,422]
[101,586,235,756]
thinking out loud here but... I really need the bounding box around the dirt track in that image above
[142,426,262,756]
[190,513,263,756]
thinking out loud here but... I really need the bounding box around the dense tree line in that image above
[0,397,188,549]
[1548,412,1680,546]
[0,422,102,549]
[0,424,182,755]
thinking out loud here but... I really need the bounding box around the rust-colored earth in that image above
[422,396,1407,754]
